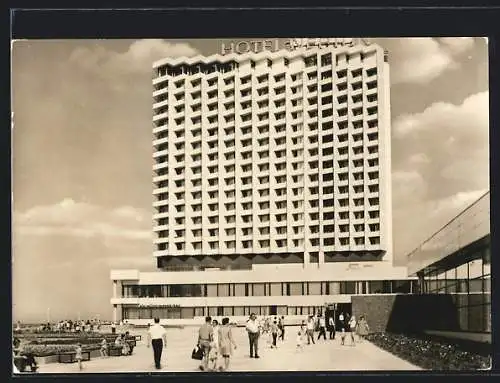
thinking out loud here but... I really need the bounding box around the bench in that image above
[14,355,38,373]
[58,351,90,364]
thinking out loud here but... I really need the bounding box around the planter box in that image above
[108,347,123,357]
[58,351,90,364]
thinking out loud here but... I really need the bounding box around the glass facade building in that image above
[407,191,491,334]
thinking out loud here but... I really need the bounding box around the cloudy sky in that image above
[11,38,489,323]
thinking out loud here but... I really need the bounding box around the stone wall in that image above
[351,294,488,334]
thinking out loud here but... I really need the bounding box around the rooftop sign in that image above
[221,38,359,56]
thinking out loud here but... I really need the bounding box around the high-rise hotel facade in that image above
[110,39,415,325]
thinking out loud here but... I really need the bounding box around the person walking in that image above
[306,316,315,345]
[278,316,285,341]
[328,316,336,339]
[147,317,167,370]
[317,315,327,340]
[270,320,279,349]
[218,317,237,371]
[356,315,370,342]
[338,313,346,346]
[245,313,260,358]
[198,316,214,371]
[75,343,83,371]
[348,314,357,346]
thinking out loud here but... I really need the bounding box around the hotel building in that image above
[110,39,414,325]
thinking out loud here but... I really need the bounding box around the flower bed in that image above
[366,332,491,370]
[22,344,101,357]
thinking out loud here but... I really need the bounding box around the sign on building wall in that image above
[220,38,364,55]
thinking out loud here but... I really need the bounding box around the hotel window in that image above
[353,185,363,194]
[339,238,349,246]
[293,226,303,234]
[276,188,286,196]
[310,213,319,221]
[242,189,252,198]
[369,197,379,206]
[321,53,332,66]
[309,187,319,195]
[339,224,349,233]
[367,68,377,77]
[259,214,270,223]
[369,184,379,193]
[259,189,270,197]
[369,223,380,232]
[258,176,269,185]
[353,172,364,181]
[192,217,202,225]
[369,237,381,245]
[208,178,218,187]
[175,243,185,250]
[175,217,185,225]
[225,177,235,186]
[226,216,236,224]
[339,211,349,220]
[369,210,380,219]
[259,227,270,235]
[225,228,236,236]
[293,213,304,221]
[340,282,356,294]
[288,282,303,295]
[368,171,379,180]
[368,119,378,129]
[352,82,362,91]
[276,239,286,248]
[351,68,362,78]
[242,227,253,236]
[367,80,377,90]
[276,213,287,222]
[242,151,252,160]
[208,228,219,237]
[292,175,304,183]
[259,202,270,209]
[225,203,236,211]
[192,242,202,250]
[324,224,335,233]
[354,211,364,219]
[226,241,236,249]
[354,224,364,232]
[367,106,378,115]
[304,55,317,67]
[208,216,219,224]
[368,145,379,154]
[242,202,252,210]
[367,94,378,103]
[259,240,270,248]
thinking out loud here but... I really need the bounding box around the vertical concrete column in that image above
[113,305,118,323]
[113,280,117,299]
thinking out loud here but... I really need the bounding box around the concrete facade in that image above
[111,41,414,325]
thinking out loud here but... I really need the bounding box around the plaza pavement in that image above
[37,327,420,373]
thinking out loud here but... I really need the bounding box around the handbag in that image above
[191,345,204,360]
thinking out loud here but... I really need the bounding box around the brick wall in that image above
[351,295,397,333]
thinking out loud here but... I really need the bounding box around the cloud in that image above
[393,91,488,138]
[408,153,431,165]
[13,199,151,241]
[429,189,488,217]
[69,39,199,76]
[381,37,475,85]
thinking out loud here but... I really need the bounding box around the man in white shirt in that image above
[245,313,260,358]
[317,315,327,340]
[147,317,167,369]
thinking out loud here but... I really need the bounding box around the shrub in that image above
[366,332,491,371]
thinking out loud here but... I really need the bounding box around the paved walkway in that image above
[37,327,420,373]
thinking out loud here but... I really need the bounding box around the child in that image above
[208,341,219,371]
[75,343,83,371]
[100,338,108,357]
[296,323,306,352]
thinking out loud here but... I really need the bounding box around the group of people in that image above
[295,312,370,350]
[197,316,237,372]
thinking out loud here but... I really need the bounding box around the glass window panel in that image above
[368,281,383,294]
[223,306,233,316]
[167,307,181,319]
[234,284,246,296]
[218,284,230,297]
[329,282,340,294]
[253,283,265,297]
[458,307,468,331]
[181,307,194,319]
[341,281,356,294]
[277,306,287,315]
[289,283,303,295]
[244,307,251,316]
[468,305,484,332]
[270,283,282,296]
[308,282,321,295]
[261,306,269,316]
[150,307,167,319]
[194,307,204,317]
[208,307,218,316]
[287,306,297,316]
[207,284,218,297]
[233,306,244,316]
[469,279,483,293]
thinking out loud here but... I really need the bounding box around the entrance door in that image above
[269,305,277,316]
